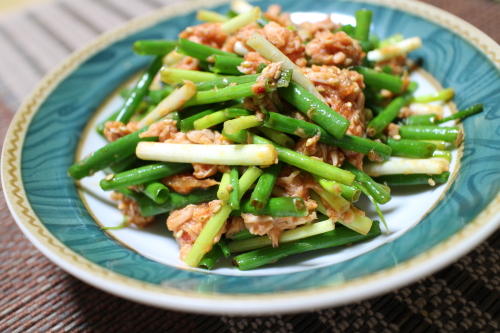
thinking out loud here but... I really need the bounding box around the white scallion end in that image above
[280,220,334,242]
[196,10,229,23]
[138,81,196,128]
[162,50,185,66]
[222,7,261,34]
[231,0,254,14]
[408,103,445,118]
[136,142,278,166]
[234,41,250,56]
[160,68,219,84]
[339,209,373,235]
[364,157,449,177]
[246,33,324,100]
[367,37,422,62]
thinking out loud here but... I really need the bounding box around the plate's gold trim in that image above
[2,0,499,307]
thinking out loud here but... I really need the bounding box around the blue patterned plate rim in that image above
[2,0,499,314]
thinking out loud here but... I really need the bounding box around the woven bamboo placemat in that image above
[0,0,499,331]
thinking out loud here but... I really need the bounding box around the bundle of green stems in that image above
[68,5,483,270]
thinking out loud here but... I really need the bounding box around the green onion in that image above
[133,40,177,55]
[184,165,261,267]
[198,245,224,270]
[193,108,250,130]
[68,128,156,180]
[375,172,450,186]
[436,104,483,124]
[143,181,170,204]
[223,115,263,135]
[386,138,436,158]
[148,87,174,104]
[399,125,463,145]
[419,140,453,150]
[277,68,293,88]
[279,82,349,139]
[221,7,261,34]
[257,127,295,148]
[354,9,372,42]
[353,66,404,93]
[252,135,355,185]
[100,163,190,190]
[364,157,450,177]
[228,219,334,253]
[237,166,263,200]
[240,197,308,217]
[178,38,238,61]
[344,162,391,204]
[432,150,451,161]
[217,172,231,202]
[108,155,139,173]
[197,10,229,23]
[379,34,404,48]
[211,55,244,75]
[185,204,233,267]
[228,229,254,240]
[228,167,240,210]
[249,164,282,209]
[404,114,437,126]
[367,96,408,137]
[115,56,163,123]
[179,109,215,132]
[136,142,278,166]
[312,186,350,216]
[233,222,381,270]
[184,82,255,107]
[137,188,218,216]
[413,88,454,103]
[160,68,221,84]
[367,37,422,62]
[316,178,361,202]
[264,112,392,160]
[195,74,258,91]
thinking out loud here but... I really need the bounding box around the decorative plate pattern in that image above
[2,0,499,314]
